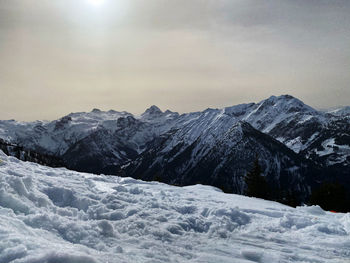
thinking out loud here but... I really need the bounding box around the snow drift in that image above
[0,151,349,263]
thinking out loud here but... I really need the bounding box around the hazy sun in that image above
[88,0,105,6]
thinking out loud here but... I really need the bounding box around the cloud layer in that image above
[1,0,349,120]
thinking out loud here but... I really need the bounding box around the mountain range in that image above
[1,95,349,201]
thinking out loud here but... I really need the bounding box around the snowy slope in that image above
[224,95,327,153]
[121,114,314,197]
[0,110,132,155]
[222,96,350,181]
[0,107,182,166]
[326,106,350,117]
[301,117,350,181]
[0,151,349,263]
[226,95,321,132]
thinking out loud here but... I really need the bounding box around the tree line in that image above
[244,157,350,212]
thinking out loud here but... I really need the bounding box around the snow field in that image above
[0,151,349,263]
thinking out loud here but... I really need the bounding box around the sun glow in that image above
[88,0,105,6]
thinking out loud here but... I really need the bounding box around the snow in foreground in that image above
[0,151,349,263]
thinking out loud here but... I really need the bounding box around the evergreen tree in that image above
[310,182,349,212]
[280,189,300,207]
[245,157,269,199]
[153,172,163,183]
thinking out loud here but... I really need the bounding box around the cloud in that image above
[0,0,349,120]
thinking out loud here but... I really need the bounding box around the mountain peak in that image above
[143,105,162,115]
[279,94,296,100]
[260,94,315,112]
[91,108,101,113]
[265,94,297,103]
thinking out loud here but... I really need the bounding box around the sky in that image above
[0,0,349,121]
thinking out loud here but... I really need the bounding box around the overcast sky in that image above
[0,0,349,121]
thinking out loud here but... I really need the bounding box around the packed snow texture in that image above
[0,151,349,263]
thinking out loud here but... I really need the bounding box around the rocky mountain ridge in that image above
[0,95,349,199]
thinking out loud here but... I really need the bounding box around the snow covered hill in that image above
[0,151,349,263]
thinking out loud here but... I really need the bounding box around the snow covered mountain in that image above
[0,110,134,155]
[0,95,349,197]
[0,151,349,263]
[223,95,350,187]
[120,114,315,199]
[224,95,327,153]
